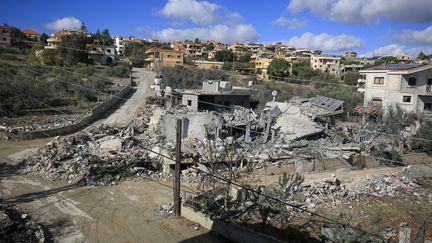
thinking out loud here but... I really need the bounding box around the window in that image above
[187,100,192,106]
[167,54,173,58]
[2,38,6,41]
[374,77,384,85]
[424,103,432,111]
[402,96,412,103]
[372,98,382,107]
[177,55,181,58]
[408,77,416,86]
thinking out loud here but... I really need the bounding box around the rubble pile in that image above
[289,172,431,210]
[0,204,46,243]
[156,203,174,218]
[21,106,170,186]
[1,114,87,132]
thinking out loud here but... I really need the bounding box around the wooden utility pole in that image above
[173,118,182,216]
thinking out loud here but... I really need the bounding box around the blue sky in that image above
[3,0,432,57]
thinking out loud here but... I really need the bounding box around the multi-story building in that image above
[255,53,275,80]
[145,48,184,69]
[0,25,12,46]
[113,36,131,56]
[45,29,80,49]
[21,29,40,40]
[86,44,117,66]
[344,51,357,58]
[310,55,341,77]
[340,64,364,81]
[397,53,412,61]
[359,63,432,116]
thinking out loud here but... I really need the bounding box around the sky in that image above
[2,0,432,57]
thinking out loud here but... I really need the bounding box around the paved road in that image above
[0,139,225,243]
[102,68,154,127]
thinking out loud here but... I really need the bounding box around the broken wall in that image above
[161,112,219,146]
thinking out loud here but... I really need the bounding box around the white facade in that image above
[114,36,131,56]
[360,64,432,115]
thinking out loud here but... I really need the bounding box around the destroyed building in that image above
[179,80,251,112]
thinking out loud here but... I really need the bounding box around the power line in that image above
[4,57,431,145]
[0,59,131,102]
[21,96,416,240]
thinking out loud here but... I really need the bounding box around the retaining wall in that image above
[2,86,134,140]
[181,205,284,243]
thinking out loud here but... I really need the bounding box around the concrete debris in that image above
[0,203,46,242]
[21,105,170,186]
[156,203,173,218]
[1,114,87,133]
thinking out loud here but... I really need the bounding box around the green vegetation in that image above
[252,83,291,111]
[417,51,432,60]
[238,52,252,63]
[205,42,215,51]
[291,61,339,88]
[159,65,228,89]
[124,40,171,67]
[214,49,234,62]
[372,105,417,134]
[412,120,432,154]
[268,58,290,77]
[343,71,361,86]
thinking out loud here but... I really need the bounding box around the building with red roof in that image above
[21,29,40,40]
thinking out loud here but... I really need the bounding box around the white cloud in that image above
[364,44,405,57]
[152,24,259,43]
[288,0,432,24]
[44,16,82,31]
[364,44,432,58]
[159,0,241,25]
[286,32,365,52]
[397,25,432,45]
[272,17,307,30]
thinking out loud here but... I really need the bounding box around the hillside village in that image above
[1,17,432,243]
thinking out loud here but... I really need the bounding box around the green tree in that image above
[379,56,400,64]
[268,58,290,77]
[343,71,361,86]
[125,42,147,67]
[215,50,233,62]
[101,29,113,46]
[239,52,252,63]
[417,51,427,60]
[39,33,49,44]
[412,121,432,154]
[80,22,88,33]
[205,42,215,51]
[59,34,88,66]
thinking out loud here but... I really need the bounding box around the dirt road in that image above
[103,68,154,127]
[0,139,224,243]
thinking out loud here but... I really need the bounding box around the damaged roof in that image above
[310,96,344,111]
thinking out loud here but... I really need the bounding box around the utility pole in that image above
[173,118,182,216]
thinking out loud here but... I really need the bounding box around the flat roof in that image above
[360,63,432,74]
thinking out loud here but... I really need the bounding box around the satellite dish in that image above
[272,90,278,97]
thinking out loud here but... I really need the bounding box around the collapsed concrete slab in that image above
[264,101,324,141]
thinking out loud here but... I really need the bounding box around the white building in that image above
[359,64,432,116]
[310,56,341,77]
[114,36,131,56]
